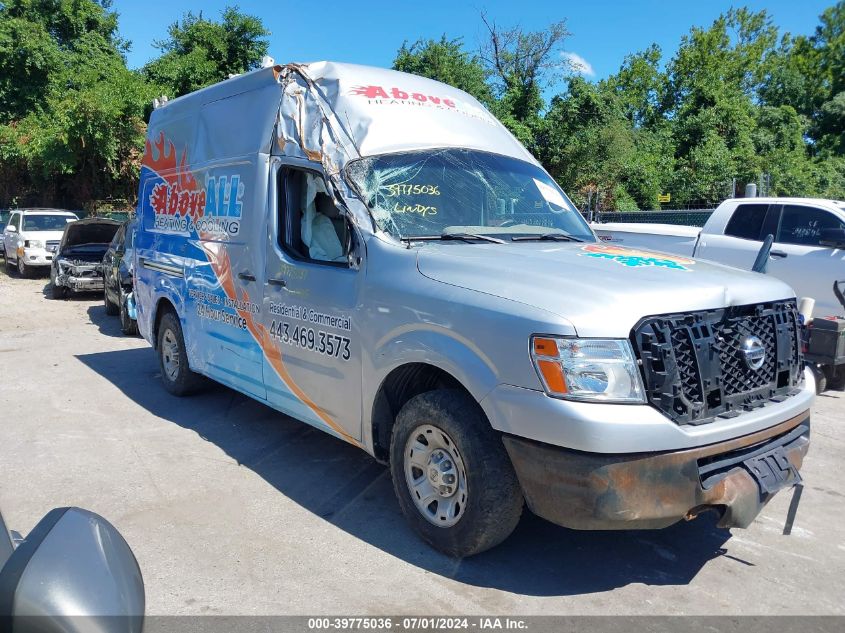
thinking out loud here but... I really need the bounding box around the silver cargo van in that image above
[134,61,813,556]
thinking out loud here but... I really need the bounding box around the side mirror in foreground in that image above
[0,507,144,633]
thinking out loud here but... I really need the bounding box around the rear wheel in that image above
[119,293,138,335]
[156,311,203,396]
[104,278,119,315]
[389,389,523,557]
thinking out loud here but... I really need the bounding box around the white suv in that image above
[3,209,79,277]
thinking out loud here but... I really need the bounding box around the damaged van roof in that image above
[148,60,536,169]
[288,61,535,161]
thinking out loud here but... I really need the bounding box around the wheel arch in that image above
[151,296,178,349]
[370,363,472,463]
[366,329,501,462]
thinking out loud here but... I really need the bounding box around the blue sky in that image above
[113,0,833,83]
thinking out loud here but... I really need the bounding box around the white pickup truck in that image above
[593,197,845,318]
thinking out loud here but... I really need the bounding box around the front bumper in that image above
[503,410,810,530]
[481,368,815,454]
[21,247,54,266]
[63,275,104,292]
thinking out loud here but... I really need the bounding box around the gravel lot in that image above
[0,264,843,616]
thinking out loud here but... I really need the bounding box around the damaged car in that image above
[50,217,121,299]
[103,218,139,335]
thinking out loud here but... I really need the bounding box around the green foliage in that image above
[2,2,845,211]
[391,5,845,209]
[0,1,267,208]
[393,36,493,107]
[143,6,269,98]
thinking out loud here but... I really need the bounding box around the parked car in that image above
[49,217,121,299]
[593,197,845,318]
[0,505,144,631]
[135,61,813,557]
[102,218,139,334]
[3,209,79,277]
[0,210,9,256]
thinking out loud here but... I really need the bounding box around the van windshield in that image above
[23,214,74,231]
[347,148,594,241]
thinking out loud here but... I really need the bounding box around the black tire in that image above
[156,311,204,396]
[51,282,66,299]
[16,255,29,278]
[826,366,845,391]
[812,365,827,394]
[119,295,139,335]
[104,279,119,315]
[389,389,523,557]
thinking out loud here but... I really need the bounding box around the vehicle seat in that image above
[301,176,347,262]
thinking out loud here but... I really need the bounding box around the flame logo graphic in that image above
[142,131,198,192]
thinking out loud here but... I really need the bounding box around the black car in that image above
[50,218,121,299]
[102,218,138,335]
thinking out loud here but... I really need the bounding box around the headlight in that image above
[24,239,44,249]
[531,336,645,403]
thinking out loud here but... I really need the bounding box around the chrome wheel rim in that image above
[161,329,180,381]
[404,424,468,527]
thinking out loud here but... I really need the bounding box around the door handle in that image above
[267,278,287,287]
[770,250,788,259]
[237,271,256,282]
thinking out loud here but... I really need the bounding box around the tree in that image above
[479,14,571,148]
[393,36,493,106]
[602,45,666,128]
[143,6,270,98]
[0,0,157,207]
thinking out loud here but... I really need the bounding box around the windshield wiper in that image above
[401,232,506,244]
[511,233,584,242]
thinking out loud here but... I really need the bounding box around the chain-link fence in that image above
[582,209,715,227]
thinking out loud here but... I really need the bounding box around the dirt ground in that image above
[0,264,843,615]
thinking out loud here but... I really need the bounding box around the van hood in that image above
[416,241,797,338]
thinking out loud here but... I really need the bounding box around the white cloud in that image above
[561,51,595,76]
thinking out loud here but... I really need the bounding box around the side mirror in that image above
[752,233,775,273]
[0,507,144,632]
[820,227,845,249]
[5,226,16,233]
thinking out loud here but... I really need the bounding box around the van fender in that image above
[364,326,500,451]
[148,279,186,348]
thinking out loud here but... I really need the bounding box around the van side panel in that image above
[135,80,367,445]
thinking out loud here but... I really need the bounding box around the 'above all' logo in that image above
[142,132,243,237]
[350,85,456,108]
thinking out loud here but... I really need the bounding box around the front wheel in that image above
[811,365,828,394]
[17,255,29,278]
[51,282,66,299]
[389,389,523,557]
[156,311,204,396]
